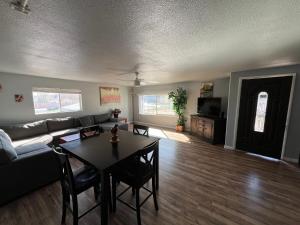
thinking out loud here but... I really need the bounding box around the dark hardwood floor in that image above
[1,128,300,225]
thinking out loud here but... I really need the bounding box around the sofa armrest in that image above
[0,148,60,205]
[0,150,11,166]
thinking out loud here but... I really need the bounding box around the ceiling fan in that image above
[9,0,31,14]
[118,71,158,87]
[106,63,165,86]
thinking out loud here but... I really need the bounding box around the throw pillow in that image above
[94,113,111,124]
[0,129,18,161]
[79,116,95,127]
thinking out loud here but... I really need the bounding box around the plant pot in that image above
[176,125,184,132]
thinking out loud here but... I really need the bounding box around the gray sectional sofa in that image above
[0,113,128,205]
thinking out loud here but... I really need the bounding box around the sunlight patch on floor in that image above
[149,127,191,143]
[149,128,167,138]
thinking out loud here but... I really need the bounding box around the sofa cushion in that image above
[0,129,18,164]
[15,143,51,156]
[0,144,59,205]
[1,120,48,141]
[12,134,53,155]
[47,117,75,132]
[16,145,52,159]
[0,149,11,165]
[78,115,95,127]
[94,113,111,124]
[73,118,81,128]
[49,128,80,139]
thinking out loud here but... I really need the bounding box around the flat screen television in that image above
[197,97,221,117]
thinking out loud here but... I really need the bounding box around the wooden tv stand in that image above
[190,115,226,145]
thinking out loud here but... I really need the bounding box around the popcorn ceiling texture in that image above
[0,0,300,85]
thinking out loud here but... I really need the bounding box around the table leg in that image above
[101,170,109,225]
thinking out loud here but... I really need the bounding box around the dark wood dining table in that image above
[59,130,159,225]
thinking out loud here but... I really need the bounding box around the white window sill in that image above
[35,110,83,116]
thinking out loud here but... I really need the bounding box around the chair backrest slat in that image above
[53,147,76,192]
[133,124,149,137]
[138,140,158,169]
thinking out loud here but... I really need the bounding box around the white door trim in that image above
[233,73,296,159]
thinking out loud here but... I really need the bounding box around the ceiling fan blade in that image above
[115,72,134,76]
[117,78,134,81]
[105,67,132,72]
[143,80,159,84]
[139,69,167,73]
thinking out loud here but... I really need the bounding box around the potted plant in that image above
[112,108,121,118]
[168,87,188,132]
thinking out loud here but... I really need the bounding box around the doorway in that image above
[236,75,294,159]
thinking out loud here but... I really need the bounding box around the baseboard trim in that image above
[224,145,235,150]
[282,157,298,163]
[133,121,175,130]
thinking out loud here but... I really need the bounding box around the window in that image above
[32,88,82,115]
[139,95,175,115]
[254,92,268,132]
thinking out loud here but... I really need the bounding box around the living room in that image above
[1,1,300,225]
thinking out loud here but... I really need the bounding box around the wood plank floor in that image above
[1,128,300,225]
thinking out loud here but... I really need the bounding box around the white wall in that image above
[133,77,229,130]
[0,72,132,123]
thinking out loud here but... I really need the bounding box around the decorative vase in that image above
[110,124,119,143]
[112,108,121,118]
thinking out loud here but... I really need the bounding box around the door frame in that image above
[233,73,296,159]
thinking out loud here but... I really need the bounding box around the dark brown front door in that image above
[236,76,292,159]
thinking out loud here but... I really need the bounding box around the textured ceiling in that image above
[0,0,300,86]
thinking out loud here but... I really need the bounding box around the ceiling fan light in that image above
[134,79,140,86]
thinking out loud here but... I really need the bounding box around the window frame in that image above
[139,95,175,116]
[32,87,83,115]
[253,91,268,133]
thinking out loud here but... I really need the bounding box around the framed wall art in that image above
[99,87,120,105]
[200,82,214,97]
[15,94,24,103]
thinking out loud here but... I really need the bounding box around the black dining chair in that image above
[132,123,160,190]
[53,146,102,225]
[80,125,101,140]
[133,124,149,137]
[111,141,159,225]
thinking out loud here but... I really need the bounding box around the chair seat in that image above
[73,166,100,193]
[113,161,154,188]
